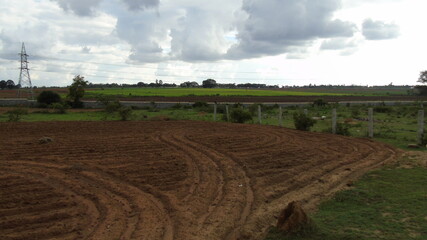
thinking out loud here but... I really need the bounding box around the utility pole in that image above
[17,42,34,99]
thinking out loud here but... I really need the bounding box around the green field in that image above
[85,88,347,98]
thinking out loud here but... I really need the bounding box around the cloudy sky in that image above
[0,0,426,87]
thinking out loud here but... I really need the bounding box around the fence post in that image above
[226,104,230,122]
[304,109,308,116]
[418,110,424,145]
[279,106,283,127]
[213,103,217,121]
[332,108,337,134]
[258,105,262,124]
[368,108,374,138]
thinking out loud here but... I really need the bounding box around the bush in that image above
[336,122,351,136]
[172,103,183,109]
[293,112,316,131]
[351,108,361,118]
[96,94,115,106]
[118,106,133,121]
[105,100,122,114]
[6,108,28,122]
[230,108,253,123]
[313,98,328,107]
[37,91,61,106]
[50,102,68,114]
[193,101,209,108]
[374,106,393,114]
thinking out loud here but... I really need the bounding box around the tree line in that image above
[0,80,18,89]
[86,79,280,89]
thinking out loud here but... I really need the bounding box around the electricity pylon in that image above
[17,42,34,99]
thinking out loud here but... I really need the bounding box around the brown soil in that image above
[276,201,309,234]
[0,121,400,240]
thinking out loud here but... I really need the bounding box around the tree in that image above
[202,79,217,88]
[293,112,316,131]
[68,75,88,108]
[6,80,15,89]
[415,71,427,95]
[37,91,61,106]
[0,80,6,89]
[180,81,199,88]
[418,70,427,83]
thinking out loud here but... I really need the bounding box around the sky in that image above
[0,0,426,87]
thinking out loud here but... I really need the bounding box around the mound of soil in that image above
[277,201,309,234]
[0,121,399,240]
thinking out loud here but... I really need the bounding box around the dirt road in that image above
[0,121,399,239]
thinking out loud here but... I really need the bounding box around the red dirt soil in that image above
[0,121,399,240]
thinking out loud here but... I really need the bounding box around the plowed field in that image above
[0,121,399,240]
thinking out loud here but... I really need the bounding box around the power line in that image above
[31,68,309,82]
[31,55,280,74]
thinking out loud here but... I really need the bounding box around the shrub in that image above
[336,122,351,136]
[96,94,115,106]
[374,106,393,114]
[118,106,133,121]
[351,108,361,118]
[193,101,209,108]
[172,103,183,109]
[293,112,316,131]
[313,98,328,107]
[50,102,68,114]
[37,91,61,106]
[230,108,253,123]
[6,108,28,122]
[105,100,122,114]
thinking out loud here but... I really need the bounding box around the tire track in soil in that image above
[0,160,174,240]
[0,121,400,240]
[157,131,227,239]
[178,133,254,240]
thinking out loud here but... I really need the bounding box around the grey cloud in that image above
[51,0,102,16]
[121,0,159,11]
[226,0,357,59]
[81,46,91,53]
[362,19,400,40]
[321,38,357,50]
[116,11,169,63]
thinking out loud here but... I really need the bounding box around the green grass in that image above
[85,88,347,98]
[281,87,412,96]
[265,166,427,240]
[0,108,216,122]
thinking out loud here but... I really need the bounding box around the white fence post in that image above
[213,103,217,121]
[368,108,374,138]
[258,105,262,124]
[279,106,283,127]
[226,104,230,122]
[304,109,308,116]
[332,108,337,134]
[418,110,424,145]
